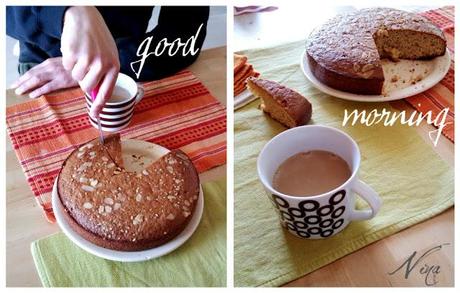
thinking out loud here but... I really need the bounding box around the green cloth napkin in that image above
[234,41,454,287]
[31,178,226,287]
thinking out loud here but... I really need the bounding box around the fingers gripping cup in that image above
[85,73,144,132]
[257,125,382,239]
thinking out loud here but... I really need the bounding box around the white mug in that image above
[257,125,382,239]
[85,73,144,132]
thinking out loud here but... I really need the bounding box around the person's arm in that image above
[6,6,69,43]
[60,6,120,118]
[117,6,210,81]
[8,6,120,118]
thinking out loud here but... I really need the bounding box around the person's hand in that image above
[10,57,78,98]
[61,6,120,118]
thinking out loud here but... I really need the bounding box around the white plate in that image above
[234,89,257,110]
[52,139,204,262]
[300,50,451,102]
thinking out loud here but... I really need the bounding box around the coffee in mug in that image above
[273,150,351,197]
[108,87,133,103]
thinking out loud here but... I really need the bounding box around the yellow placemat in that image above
[234,41,454,287]
[31,178,226,287]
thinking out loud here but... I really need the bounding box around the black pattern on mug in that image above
[272,194,289,209]
[329,190,346,205]
[304,215,321,224]
[280,210,294,221]
[331,206,345,218]
[294,221,308,229]
[317,204,334,216]
[307,227,321,235]
[319,218,334,228]
[272,189,348,238]
[320,229,334,238]
[296,230,310,238]
[286,222,297,231]
[288,207,305,218]
[332,219,345,230]
[299,200,319,212]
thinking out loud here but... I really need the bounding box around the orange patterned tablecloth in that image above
[6,70,227,223]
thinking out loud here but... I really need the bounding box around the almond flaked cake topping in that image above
[104,205,112,214]
[89,179,98,187]
[83,202,93,209]
[77,162,92,172]
[133,214,143,225]
[104,197,114,205]
[81,185,95,192]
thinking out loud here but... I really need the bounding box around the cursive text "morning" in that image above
[342,107,450,146]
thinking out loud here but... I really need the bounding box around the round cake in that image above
[57,134,200,251]
[305,7,446,95]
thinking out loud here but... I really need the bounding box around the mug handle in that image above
[134,85,145,104]
[349,180,382,221]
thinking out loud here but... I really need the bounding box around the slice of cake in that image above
[57,134,200,251]
[246,77,312,128]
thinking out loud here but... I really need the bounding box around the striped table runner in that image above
[393,6,455,142]
[6,70,226,223]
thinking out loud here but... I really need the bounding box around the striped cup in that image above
[85,73,144,132]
